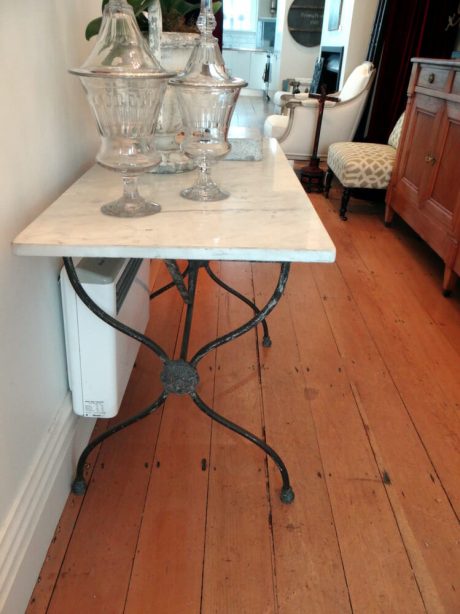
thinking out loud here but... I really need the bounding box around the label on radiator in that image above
[84,400,106,417]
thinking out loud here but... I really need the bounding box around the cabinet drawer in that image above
[417,66,449,91]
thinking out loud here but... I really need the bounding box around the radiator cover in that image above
[60,258,150,418]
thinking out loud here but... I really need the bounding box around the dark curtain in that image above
[363,0,458,143]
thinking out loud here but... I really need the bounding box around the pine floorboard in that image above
[26,122,460,612]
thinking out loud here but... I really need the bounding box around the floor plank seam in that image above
[349,381,430,614]
[251,263,280,614]
[285,290,355,614]
[199,263,220,614]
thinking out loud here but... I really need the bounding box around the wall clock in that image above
[287,0,325,47]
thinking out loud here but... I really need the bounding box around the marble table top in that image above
[13,139,335,263]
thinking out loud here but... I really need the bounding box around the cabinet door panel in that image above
[403,95,441,195]
[428,110,460,222]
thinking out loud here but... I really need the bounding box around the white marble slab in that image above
[13,139,335,263]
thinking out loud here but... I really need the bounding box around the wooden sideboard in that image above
[385,58,460,295]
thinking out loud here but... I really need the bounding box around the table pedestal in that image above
[63,258,295,504]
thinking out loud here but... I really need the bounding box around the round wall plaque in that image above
[287,0,325,47]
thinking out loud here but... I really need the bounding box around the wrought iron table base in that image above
[63,258,295,504]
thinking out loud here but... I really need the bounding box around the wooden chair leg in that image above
[340,188,350,221]
[442,266,458,297]
[324,167,334,198]
[384,202,395,227]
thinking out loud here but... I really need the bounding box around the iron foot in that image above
[280,486,295,504]
[263,336,272,348]
[71,478,87,496]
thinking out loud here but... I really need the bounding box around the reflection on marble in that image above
[13,139,336,264]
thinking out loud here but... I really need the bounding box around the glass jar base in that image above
[101,198,161,218]
[180,184,229,202]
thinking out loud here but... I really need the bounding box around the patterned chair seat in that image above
[325,113,405,220]
[327,142,397,190]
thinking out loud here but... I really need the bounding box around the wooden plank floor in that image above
[26,189,460,613]
[26,99,460,612]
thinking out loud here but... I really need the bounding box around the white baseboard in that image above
[0,394,95,614]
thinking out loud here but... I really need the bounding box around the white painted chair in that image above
[263,61,375,160]
[272,78,312,113]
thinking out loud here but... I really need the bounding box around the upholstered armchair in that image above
[324,113,405,220]
[264,61,375,160]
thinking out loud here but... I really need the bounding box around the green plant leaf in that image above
[129,0,146,14]
[161,0,196,16]
[85,0,221,41]
[85,17,102,40]
[139,0,152,11]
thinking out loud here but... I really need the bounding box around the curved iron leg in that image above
[190,391,294,503]
[63,258,169,362]
[191,263,290,366]
[204,262,272,347]
[72,392,168,495]
[190,263,294,504]
[150,263,189,301]
[63,258,172,495]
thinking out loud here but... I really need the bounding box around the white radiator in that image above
[60,258,150,418]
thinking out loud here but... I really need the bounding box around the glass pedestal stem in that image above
[123,174,141,202]
[197,159,210,187]
[101,173,162,218]
[180,157,229,201]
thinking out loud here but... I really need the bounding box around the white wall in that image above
[321,0,379,87]
[271,0,320,92]
[0,1,98,612]
[258,0,272,19]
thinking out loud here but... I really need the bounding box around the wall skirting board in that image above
[0,394,95,614]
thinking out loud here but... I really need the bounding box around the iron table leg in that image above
[63,258,294,503]
[203,262,272,347]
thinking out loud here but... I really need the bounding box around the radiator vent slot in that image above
[116,258,142,313]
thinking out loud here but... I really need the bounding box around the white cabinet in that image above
[223,50,251,82]
[223,49,272,90]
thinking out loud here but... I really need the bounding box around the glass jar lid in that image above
[70,0,175,79]
[170,0,246,90]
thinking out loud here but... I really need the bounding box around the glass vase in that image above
[169,0,246,200]
[70,0,175,217]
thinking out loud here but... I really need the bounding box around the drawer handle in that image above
[428,73,435,84]
[425,153,436,165]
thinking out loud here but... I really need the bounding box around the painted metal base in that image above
[63,258,294,504]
